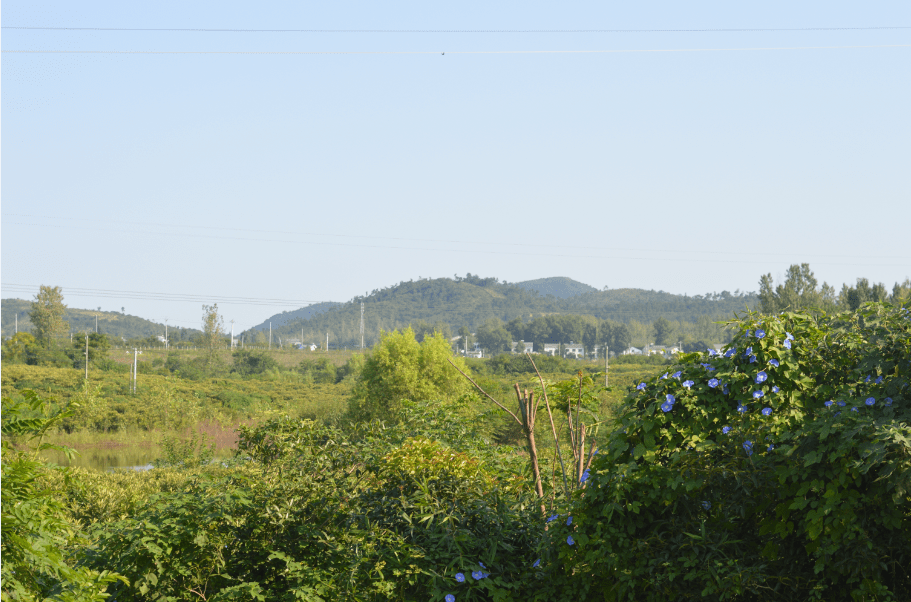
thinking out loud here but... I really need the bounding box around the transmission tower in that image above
[359,302,365,349]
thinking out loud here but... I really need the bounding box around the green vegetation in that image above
[510,276,598,298]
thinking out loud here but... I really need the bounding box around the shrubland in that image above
[2,301,909,600]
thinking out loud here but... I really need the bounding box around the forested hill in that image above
[0,299,201,341]
[249,301,341,332]
[511,277,598,298]
[245,276,757,348]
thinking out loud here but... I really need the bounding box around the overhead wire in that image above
[4,26,910,33]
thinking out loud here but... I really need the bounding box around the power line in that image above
[4,44,910,55]
[4,214,908,261]
[1,284,330,307]
[4,26,910,33]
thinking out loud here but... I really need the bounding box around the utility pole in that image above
[326,332,329,353]
[230,319,235,349]
[15,314,17,334]
[85,334,89,379]
[95,315,98,333]
[165,318,169,351]
[360,302,365,350]
[269,322,272,350]
[605,346,609,387]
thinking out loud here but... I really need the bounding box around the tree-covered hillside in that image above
[510,277,597,298]
[249,301,341,332]
[0,299,200,341]
[245,275,758,348]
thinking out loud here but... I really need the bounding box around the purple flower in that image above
[725,348,736,358]
[455,573,465,583]
[851,407,859,413]
[753,390,764,399]
[824,401,834,407]
[743,440,754,456]
[762,407,773,416]
[837,401,846,407]
[783,340,792,350]
[672,371,683,379]
[875,376,883,384]
[479,562,486,569]
[767,444,775,452]
[755,329,766,339]
[566,516,573,526]
[567,536,575,546]
[737,404,747,413]
[636,382,647,391]
[769,359,780,367]
[580,469,590,483]
[708,378,720,388]
[532,559,540,568]
[746,330,752,337]
[722,426,732,434]
[744,346,753,356]
[772,386,780,393]
[702,501,711,510]
[661,401,674,412]
[749,355,757,363]
[755,371,768,384]
[446,595,455,602]
[785,332,794,341]
[865,375,871,383]
[723,384,730,395]
[683,380,694,389]
[471,571,486,580]
[660,372,668,379]
[546,514,559,523]
[865,397,875,406]
[835,412,841,417]
[665,394,676,404]
[708,349,717,356]
[885,397,893,407]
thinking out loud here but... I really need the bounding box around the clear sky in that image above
[3,1,910,332]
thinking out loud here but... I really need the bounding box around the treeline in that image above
[759,264,910,313]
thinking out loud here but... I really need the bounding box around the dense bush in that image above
[547,302,911,600]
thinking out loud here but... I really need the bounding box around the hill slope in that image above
[249,301,342,332]
[1,299,200,341]
[511,277,597,298]
[245,277,757,348]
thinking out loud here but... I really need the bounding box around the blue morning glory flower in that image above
[865,397,875,406]
[755,329,766,339]
[660,372,668,379]
[835,412,841,417]
[725,348,736,358]
[838,401,846,407]
[767,444,775,452]
[785,332,794,341]
[722,426,732,434]
[743,440,753,456]
[737,404,747,413]
[824,401,834,407]
[455,573,465,583]
[567,536,575,546]
[479,562,486,569]
[708,378,720,388]
[566,516,573,526]
[875,376,883,384]
[708,349,717,356]
[762,407,772,416]
[769,359,780,367]
[546,515,559,523]
[667,393,676,403]
[471,571,485,580]
[446,595,455,602]
[683,380,694,389]
[755,371,768,384]
[851,407,859,412]
[772,386,780,393]
[636,382,647,391]
[865,375,871,383]
[753,390,764,399]
[885,398,893,407]
[672,371,682,379]
[746,330,752,337]
[581,469,590,483]
[702,501,711,510]
[723,384,730,395]
[532,559,540,568]
[749,355,757,363]
[783,340,792,349]
[661,401,674,412]
[744,346,753,356]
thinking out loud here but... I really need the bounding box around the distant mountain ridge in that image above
[511,277,598,299]
[250,301,341,332]
[0,298,201,341]
[240,276,757,348]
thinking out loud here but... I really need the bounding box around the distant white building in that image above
[622,346,643,355]
[510,340,534,354]
[543,344,560,356]
[564,342,584,359]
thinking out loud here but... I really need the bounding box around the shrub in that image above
[547,302,911,601]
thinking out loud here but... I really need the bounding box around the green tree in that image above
[69,332,111,366]
[610,322,632,352]
[349,327,469,421]
[1,332,37,364]
[200,304,225,373]
[758,263,837,313]
[651,316,675,345]
[476,318,512,353]
[29,285,69,349]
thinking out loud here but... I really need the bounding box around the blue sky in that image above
[3,1,910,331]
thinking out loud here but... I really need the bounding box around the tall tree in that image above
[201,304,225,373]
[652,317,675,346]
[758,264,836,314]
[29,286,69,349]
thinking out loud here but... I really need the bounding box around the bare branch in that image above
[525,352,569,496]
[448,358,521,424]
